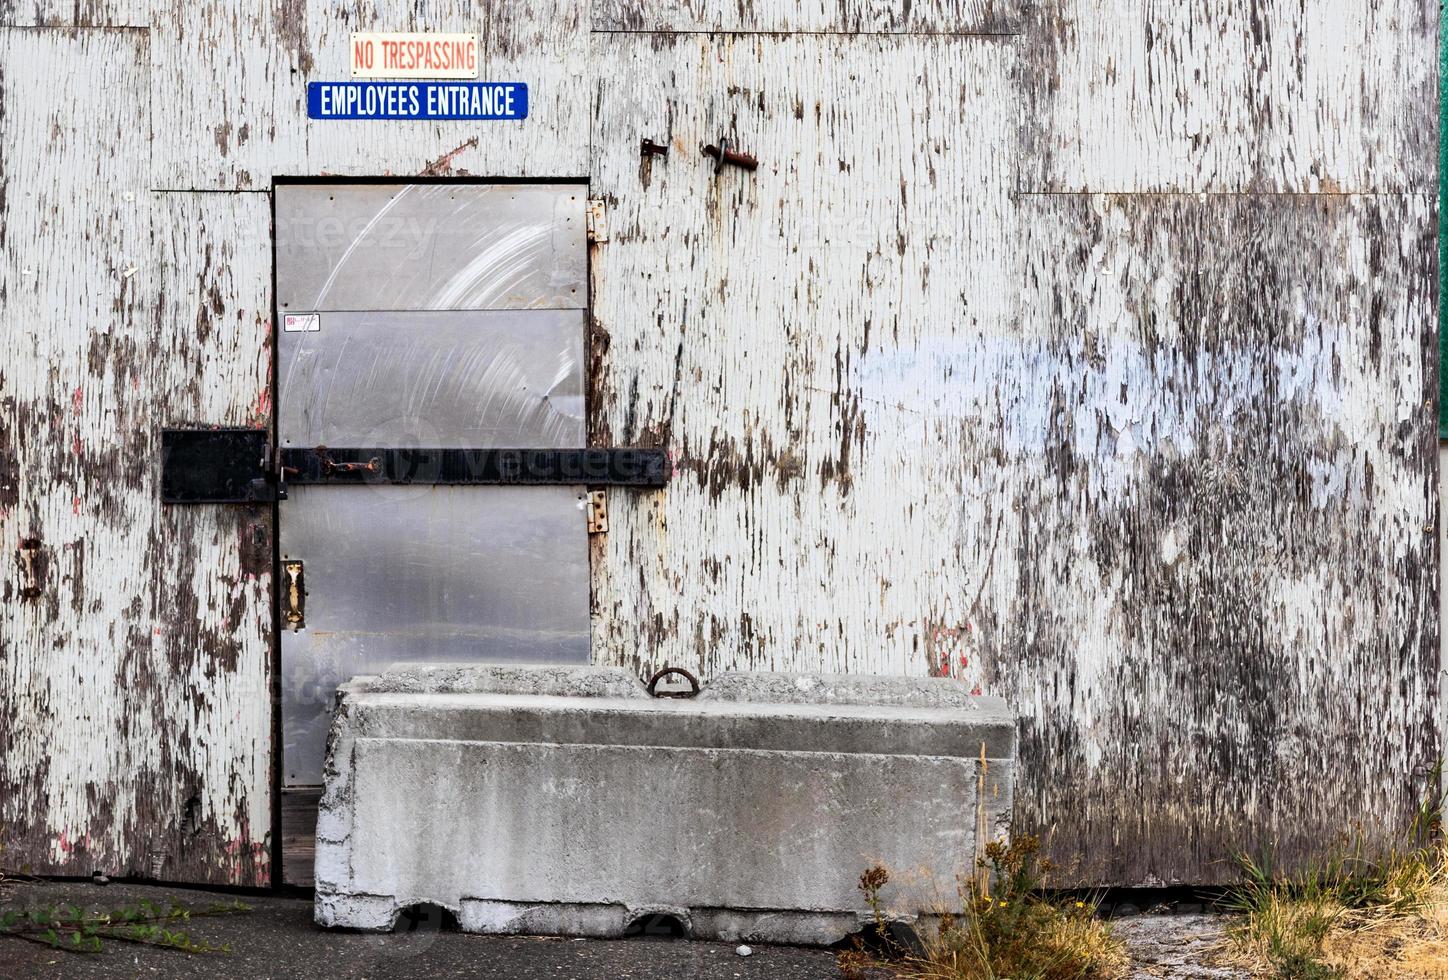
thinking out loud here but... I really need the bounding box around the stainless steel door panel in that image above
[278,485,590,785]
[275,183,586,313]
[278,309,584,448]
[275,181,592,788]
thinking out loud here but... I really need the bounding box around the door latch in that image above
[282,560,306,632]
[163,432,670,500]
[160,429,283,503]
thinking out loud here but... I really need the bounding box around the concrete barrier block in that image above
[314,664,1015,943]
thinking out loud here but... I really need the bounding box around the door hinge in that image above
[586,490,608,534]
[586,199,608,243]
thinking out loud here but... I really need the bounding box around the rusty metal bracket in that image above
[646,666,700,699]
[313,447,382,476]
[640,138,669,158]
[16,537,43,600]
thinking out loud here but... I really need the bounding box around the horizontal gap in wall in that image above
[1,23,1016,38]
[151,188,271,195]
[590,28,1020,39]
[1013,189,1433,199]
[127,187,1446,202]
[270,174,590,187]
[0,22,148,32]
[268,307,586,316]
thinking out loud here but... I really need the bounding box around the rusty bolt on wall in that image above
[701,138,758,174]
[640,138,669,158]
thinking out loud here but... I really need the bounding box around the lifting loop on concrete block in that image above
[646,666,700,699]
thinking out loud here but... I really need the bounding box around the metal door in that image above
[274,183,591,788]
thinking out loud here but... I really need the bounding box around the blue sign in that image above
[307,81,527,121]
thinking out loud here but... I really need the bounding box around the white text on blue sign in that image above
[307,82,527,120]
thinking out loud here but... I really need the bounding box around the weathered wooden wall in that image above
[0,27,274,884]
[1,1,1438,887]
[587,2,1441,886]
[0,0,587,886]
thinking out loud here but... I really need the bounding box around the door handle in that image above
[282,560,306,632]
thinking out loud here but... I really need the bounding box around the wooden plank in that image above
[149,2,590,190]
[589,32,1018,674]
[1,24,158,881]
[592,0,1022,34]
[0,1,144,26]
[1441,12,1448,437]
[1441,444,1448,756]
[998,192,1438,883]
[0,26,274,885]
[1020,0,1438,193]
[147,190,275,886]
[280,788,320,887]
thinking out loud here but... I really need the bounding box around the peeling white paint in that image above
[1,0,1439,889]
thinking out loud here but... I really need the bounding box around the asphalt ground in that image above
[0,880,845,979]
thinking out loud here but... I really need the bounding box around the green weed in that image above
[0,897,250,955]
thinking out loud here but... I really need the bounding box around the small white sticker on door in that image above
[284,313,321,332]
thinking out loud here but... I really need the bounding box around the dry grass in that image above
[842,743,1127,980]
[844,837,1128,980]
[1318,881,1448,979]
[1224,780,1448,979]
[907,903,1127,980]
[1225,872,1448,979]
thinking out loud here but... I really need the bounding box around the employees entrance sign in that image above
[307,81,527,120]
[311,30,523,121]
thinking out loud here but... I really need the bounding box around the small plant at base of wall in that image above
[842,836,1128,980]
[0,897,250,956]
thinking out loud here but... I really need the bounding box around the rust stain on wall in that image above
[271,0,315,74]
